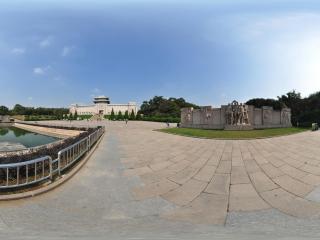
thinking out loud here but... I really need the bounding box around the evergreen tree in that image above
[110,108,115,120]
[0,106,9,115]
[124,110,129,120]
[117,111,123,120]
[129,109,135,120]
[74,111,78,120]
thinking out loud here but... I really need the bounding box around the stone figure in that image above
[225,101,250,126]
[263,108,272,125]
[186,109,192,122]
[181,108,193,125]
[200,107,213,124]
[226,104,233,125]
[281,109,291,125]
[206,112,212,121]
[243,105,249,124]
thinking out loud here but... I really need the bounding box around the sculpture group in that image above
[226,101,250,126]
[180,100,292,130]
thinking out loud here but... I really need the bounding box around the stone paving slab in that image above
[205,174,230,195]
[249,171,278,193]
[163,193,228,225]
[193,165,217,182]
[231,166,250,184]
[229,184,270,212]
[132,179,180,200]
[260,188,320,218]
[161,179,208,206]
[273,175,314,197]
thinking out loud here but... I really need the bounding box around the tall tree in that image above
[139,96,199,118]
[124,110,129,120]
[117,111,123,120]
[74,110,78,120]
[129,109,135,120]
[110,108,115,120]
[0,106,9,115]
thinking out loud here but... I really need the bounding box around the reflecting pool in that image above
[0,126,59,151]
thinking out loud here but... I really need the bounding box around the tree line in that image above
[246,90,320,127]
[0,104,69,119]
[138,96,199,118]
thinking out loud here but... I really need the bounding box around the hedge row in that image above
[134,116,180,123]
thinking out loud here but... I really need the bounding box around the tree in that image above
[278,90,303,125]
[129,109,135,120]
[139,96,199,118]
[117,111,123,120]
[246,98,282,110]
[110,108,115,120]
[0,106,9,115]
[74,111,78,120]
[136,113,142,120]
[12,104,27,115]
[124,110,129,120]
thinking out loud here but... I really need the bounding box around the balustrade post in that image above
[58,152,61,176]
[49,157,53,181]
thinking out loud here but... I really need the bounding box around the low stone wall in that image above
[181,102,292,130]
[14,123,83,138]
[0,116,11,123]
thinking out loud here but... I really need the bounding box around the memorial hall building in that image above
[69,96,138,116]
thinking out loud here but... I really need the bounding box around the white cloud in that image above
[39,36,53,48]
[33,68,45,75]
[11,48,25,55]
[33,66,51,75]
[61,46,75,57]
[92,88,101,93]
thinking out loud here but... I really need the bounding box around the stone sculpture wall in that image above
[181,101,292,130]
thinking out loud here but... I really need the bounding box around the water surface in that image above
[0,126,58,150]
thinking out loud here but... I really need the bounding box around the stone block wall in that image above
[181,104,292,130]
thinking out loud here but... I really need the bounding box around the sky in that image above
[1,0,320,108]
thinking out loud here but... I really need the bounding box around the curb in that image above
[0,132,105,201]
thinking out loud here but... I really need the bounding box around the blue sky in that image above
[1,0,320,108]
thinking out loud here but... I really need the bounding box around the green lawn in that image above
[159,127,309,139]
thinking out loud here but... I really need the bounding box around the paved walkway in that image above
[1,121,320,239]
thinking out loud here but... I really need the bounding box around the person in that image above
[125,119,128,124]
[166,121,170,128]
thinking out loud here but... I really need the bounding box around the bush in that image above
[24,115,58,121]
[78,115,93,120]
[297,110,320,127]
[136,116,180,123]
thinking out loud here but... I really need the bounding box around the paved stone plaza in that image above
[1,121,320,239]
